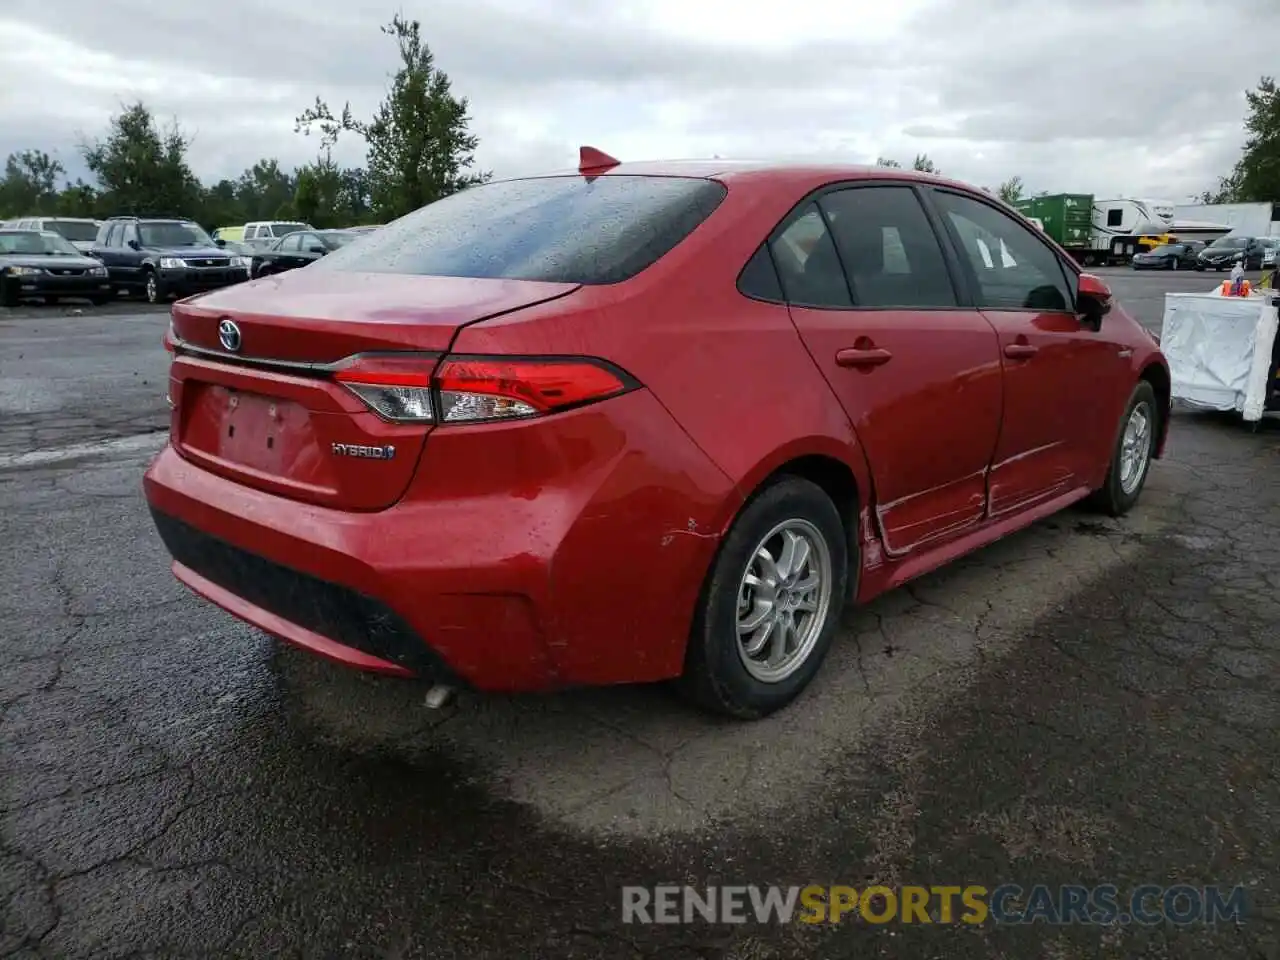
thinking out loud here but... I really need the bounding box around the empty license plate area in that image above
[180,382,329,486]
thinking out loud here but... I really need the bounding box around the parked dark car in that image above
[1131,242,1203,271]
[1196,235,1267,271]
[90,216,251,303]
[0,229,114,306]
[251,229,355,278]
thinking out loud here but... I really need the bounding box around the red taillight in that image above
[435,357,631,423]
[331,353,636,425]
[334,353,441,422]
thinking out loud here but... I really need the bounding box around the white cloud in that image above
[0,0,1272,200]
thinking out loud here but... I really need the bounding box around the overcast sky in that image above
[0,0,1273,201]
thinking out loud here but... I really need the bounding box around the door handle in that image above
[1003,343,1038,360]
[836,347,892,368]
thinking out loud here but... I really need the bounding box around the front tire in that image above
[1088,381,1157,517]
[144,269,165,304]
[680,476,850,719]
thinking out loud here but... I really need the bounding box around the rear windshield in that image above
[46,220,98,242]
[309,175,728,284]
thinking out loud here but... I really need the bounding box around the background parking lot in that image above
[1,270,1277,958]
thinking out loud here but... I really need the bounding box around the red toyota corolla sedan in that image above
[143,150,1170,719]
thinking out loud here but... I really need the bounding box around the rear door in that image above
[286,232,316,267]
[95,224,126,280]
[776,183,1004,555]
[271,233,303,269]
[927,188,1129,516]
[120,222,145,286]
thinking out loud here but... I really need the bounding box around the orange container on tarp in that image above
[1220,278,1253,297]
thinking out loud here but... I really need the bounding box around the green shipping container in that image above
[1013,193,1094,248]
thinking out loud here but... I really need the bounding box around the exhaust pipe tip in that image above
[424,683,456,710]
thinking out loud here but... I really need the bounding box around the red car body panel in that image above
[143,160,1170,692]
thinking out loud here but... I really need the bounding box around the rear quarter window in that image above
[310,175,728,284]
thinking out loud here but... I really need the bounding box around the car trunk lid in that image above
[166,271,581,510]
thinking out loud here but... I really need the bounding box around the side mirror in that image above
[214,237,226,247]
[1077,272,1111,329]
[308,246,327,255]
[127,239,140,251]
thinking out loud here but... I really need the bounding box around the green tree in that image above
[1204,76,1280,203]
[201,178,241,227]
[82,102,202,216]
[55,180,98,217]
[997,176,1024,203]
[912,153,940,174]
[296,13,490,220]
[235,158,298,221]
[294,150,346,227]
[337,168,373,223]
[0,150,65,216]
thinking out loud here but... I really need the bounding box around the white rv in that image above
[1093,198,1174,248]
[1171,202,1280,239]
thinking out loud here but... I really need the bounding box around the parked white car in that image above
[5,216,100,252]
[241,220,314,251]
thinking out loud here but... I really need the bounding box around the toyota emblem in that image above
[218,318,242,353]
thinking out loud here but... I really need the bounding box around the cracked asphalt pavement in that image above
[2,272,1277,958]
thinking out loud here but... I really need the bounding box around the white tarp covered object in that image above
[1161,290,1279,421]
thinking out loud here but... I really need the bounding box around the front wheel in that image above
[144,270,166,304]
[680,476,849,719]
[1087,381,1158,517]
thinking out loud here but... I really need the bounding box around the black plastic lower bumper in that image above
[148,507,459,682]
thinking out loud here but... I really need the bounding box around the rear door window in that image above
[310,175,727,284]
[767,204,852,308]
[818,186,958,308]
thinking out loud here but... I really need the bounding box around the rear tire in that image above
[1087,381,1158,517]
[680,476,850,720]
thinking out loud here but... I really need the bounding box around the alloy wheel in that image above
[735,519,833,684]
[1119,400,1153,495]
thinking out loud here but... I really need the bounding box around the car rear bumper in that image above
[141,389,737,692]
